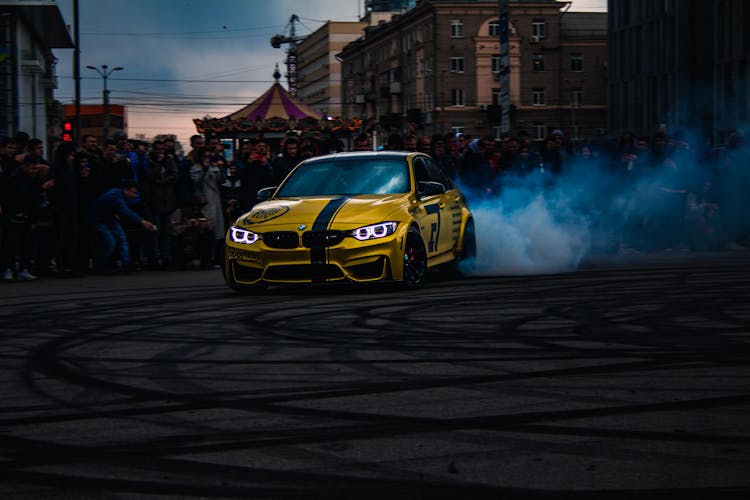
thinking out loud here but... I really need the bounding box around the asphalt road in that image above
[1,252,749,499]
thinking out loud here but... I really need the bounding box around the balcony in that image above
[21,49,44,72]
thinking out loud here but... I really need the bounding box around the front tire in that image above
[402,226,427,289]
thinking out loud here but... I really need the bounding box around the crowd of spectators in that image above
[0,130,346,281]
[1,125,748,282]
[422,127,750,255]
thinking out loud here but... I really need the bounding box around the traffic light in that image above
[61,121,73,142]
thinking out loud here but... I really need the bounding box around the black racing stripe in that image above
[312,197,348,231]
[310,197,349,281]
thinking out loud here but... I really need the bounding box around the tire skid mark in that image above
[2,261,749,496]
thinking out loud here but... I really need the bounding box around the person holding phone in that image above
[189,147,226,268]
[169,195,213,269]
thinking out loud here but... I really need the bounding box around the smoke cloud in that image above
[456,128,750,276]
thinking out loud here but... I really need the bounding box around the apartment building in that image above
[0,1,73,148]
[608,0,750,142]
[338,0,607,142]
[296,21,368,118]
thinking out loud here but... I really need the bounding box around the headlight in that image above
[350,222,398,241]
[229,226,260,245]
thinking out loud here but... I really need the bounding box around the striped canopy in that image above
[222,82,323,122]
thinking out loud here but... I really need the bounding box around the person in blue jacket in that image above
[88,179,156,273]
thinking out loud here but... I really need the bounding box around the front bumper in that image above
[225,232,406,285]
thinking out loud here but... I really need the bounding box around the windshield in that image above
[277,157,410,197]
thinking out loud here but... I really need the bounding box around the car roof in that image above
[304,151,424,162]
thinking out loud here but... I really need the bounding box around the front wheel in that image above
[402,226,427,289]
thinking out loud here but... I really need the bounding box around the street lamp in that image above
[86,64,123,140]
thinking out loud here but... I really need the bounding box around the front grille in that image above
[263,231,299,249]
[265,264,344,282]
[302,230,346,248]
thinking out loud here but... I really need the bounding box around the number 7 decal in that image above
[425,203,441,252]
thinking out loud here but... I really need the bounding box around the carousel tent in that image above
[193,68,363,136]
[224,82,323,124]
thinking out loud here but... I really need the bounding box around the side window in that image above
[413,157,431,185]
[424,157,453,189]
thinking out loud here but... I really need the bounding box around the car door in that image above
[412,155,456,258]
[423,155,463,253]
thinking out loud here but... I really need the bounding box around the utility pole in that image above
[86,64,123,140]
[498,0,510,135]
[73,0,80,146]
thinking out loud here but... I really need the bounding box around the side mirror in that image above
[256,186,277,203]
[417,181,446,197]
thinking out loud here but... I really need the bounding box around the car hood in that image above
[236,195,410,230]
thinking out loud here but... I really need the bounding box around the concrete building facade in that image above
[338,0,607,143]
[0,1,73,150]
[296,21,368,118]
[608,0,750,142]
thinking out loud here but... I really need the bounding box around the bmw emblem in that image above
[298,224,307,230]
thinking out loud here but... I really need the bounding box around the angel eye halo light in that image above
[350,221,398,241]
[230,226,260,245]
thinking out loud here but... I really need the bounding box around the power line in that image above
[80,24,282,37]
[60,76,284,83]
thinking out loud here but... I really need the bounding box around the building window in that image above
[571,88,584,106]
[450,57,464,73]
[492,88,501,105]
[533,53,545,71]
[533,124,547,140]
[451,88,465,106]
[450,20,463,38]
[532,19,546,39]
[489,20,499,37]
[532,87,546,106]
[451,124,465,135]
[571,53,584,72]
[492,55,501,74]
[492,126,503,140]
[424,56,433,76]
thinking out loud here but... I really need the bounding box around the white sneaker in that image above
[16,269,38,281]
[2,268,13,281]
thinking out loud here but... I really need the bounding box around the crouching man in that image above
[88,179,156,273]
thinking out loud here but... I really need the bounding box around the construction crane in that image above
[270,14,307,96]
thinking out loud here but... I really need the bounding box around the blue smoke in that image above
[456,129,750,276]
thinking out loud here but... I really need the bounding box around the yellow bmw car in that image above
[224,151,475,291]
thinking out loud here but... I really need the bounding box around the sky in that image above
[53,0,607,147]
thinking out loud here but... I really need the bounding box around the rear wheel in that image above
[402,226,427,289]
[446,219,476,278]
[459,219,476,264]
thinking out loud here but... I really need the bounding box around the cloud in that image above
[53,0,361,146]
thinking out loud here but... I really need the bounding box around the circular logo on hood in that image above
[243,205,290,224]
